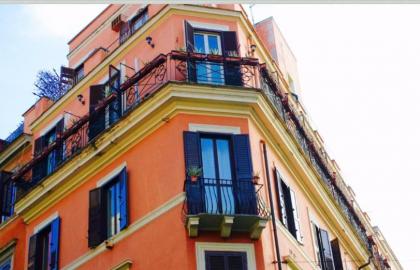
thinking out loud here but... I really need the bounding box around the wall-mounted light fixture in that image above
[77,94,85,105]
[250,44,257,53]
[146,36,155,48]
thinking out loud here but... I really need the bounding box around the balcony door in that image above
[200,135,235,215]
[193,32,225,85]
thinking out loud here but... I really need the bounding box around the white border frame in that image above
[33,212,59,233]
[188,21,229,31]
[96,162,127,187]
[196,242,256,270]
[188,123,241,134]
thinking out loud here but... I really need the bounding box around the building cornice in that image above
[0,134,31,169]
[15,83,370,266]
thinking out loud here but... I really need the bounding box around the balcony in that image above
[10,51,372,253]
[183,178,269,239]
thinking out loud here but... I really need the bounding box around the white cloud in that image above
[23,4,107,40]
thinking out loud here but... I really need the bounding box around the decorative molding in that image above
[196,242,256,270]
[33,212,58,233]
[97,162,127,187]
[188,20,229,31]
[188,123,240,134]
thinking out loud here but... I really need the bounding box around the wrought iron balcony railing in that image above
[9,51,372,252]
[183,178,270,218]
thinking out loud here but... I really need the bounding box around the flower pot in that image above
[252,176,260,184]
[190,176,198,182]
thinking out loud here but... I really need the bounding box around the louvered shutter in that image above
[222,31,242,86]
[49,217,60,270]
[32,136,46,183]
[88,84,106,141]
[108,65,121,125]
[183,131,202,214]
[0,171,13,217]
[184,21,194,52]
[55,118,65,166]
[184,21,197,83]
[27,234,39,270]
[206,254,225,270]
[273,168,288,227]
[233,134,256,215]
[283,183,296,236]
[88,187,107,248]
[289,189,302,242]
[319,228,335,270]
[331,239,343,270]
[119,167,128,230]
[227,253,247,270]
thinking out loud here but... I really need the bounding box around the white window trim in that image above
[34,212,59,233]
[308,209,322,269]
[96,162,127,187]
[39,116,64,136]
[188,123,240,134]
[196,242,256,270]
[188,21,229,31]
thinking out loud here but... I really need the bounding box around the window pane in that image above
[208,35,220,54]
[201,138,216,179]
[216,139,234,214]
[194,33,205,53]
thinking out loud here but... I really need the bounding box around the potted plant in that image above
[252,171,260,184]
[207,49,223,62]
[187,166,202,182]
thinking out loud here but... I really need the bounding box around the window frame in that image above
[196,242,256,270]
[0,241,15,270]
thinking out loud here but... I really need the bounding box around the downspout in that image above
[358,256,373,270]
[261,140,282,270]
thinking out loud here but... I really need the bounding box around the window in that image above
[88,167,128,248]
[74,64,84,83]
[183,132,257,216]
[130,8,148,33]
[0,171,15,223]
[312,223,335,270]
[184,21,242,87]
[32,119,65,182]
[0,257,11,270]
[27,217,60,270]
[193,32,224,85]
[273,168,302,243]
[205,251,247,270]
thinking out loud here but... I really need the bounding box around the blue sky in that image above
[1,4,419,269]
[0,5,106,139]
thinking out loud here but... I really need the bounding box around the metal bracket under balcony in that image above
[184,178,270,240]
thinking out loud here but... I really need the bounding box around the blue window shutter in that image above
[232,134,256,215]
[319,228,335,270]
[183,131,202,214]
[27,234,39,270]
[119,167,128,230]
[49,217,60,270]
[88,84,106,141]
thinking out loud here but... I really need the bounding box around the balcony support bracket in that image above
[250,219,268,240]
[220,216,234,238]
[187,216,200,237]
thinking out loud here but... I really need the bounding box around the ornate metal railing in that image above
[4,122,24,144]
[10,51,371,253]
[183,178,270,219]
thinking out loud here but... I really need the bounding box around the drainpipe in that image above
[358,256,373,270]
[261,140,282,270]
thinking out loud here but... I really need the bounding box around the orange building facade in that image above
[0,4,402,270]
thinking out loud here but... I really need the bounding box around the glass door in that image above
[200,136,235,214]
[193,32,225,85]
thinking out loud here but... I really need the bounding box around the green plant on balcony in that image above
[187,166,202,182]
